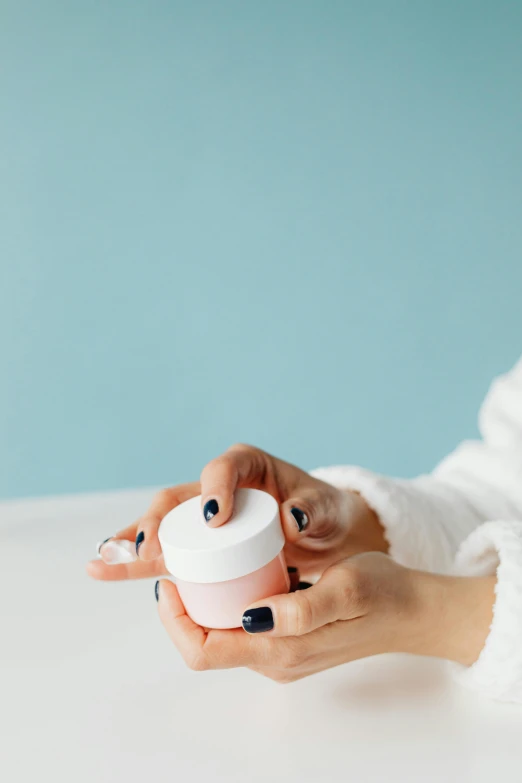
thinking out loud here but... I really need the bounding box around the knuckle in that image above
[200,455,230,483]
[227,442,257,454]
[154,488,174,506]
[200,457,219,477]
[272,670,300,685]
[227,443,267,483]
[277,640,304,670]
[287,593,314,636]
[305,487,331,510]
[339,563,369,613]
[186,651,209,672]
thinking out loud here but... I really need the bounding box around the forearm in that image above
[405,570,496,666]
[342,491,498,671]
[340,491,495,668]
[340,489,390,556]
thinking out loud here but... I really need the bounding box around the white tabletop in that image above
[1,489,521,783]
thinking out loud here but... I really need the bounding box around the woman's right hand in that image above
[87,444,388,583]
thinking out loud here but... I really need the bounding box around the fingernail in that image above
[287,566,298,573]
[297,581,313,590]
[97,539,138,565]
[242,607,274,634]
[154,580,160,602]
[290,507,308,532]
[135,530,145,555]
[203,498,219,522]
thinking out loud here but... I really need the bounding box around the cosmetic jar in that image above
[158,488,290,629]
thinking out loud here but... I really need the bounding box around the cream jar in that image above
[158,488,290,629]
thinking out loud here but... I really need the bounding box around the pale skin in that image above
[87,444,496,681]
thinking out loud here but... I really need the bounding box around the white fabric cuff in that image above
[451,521,522,703]
[310,465,458,572]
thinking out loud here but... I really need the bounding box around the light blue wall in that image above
[1,1,521,500]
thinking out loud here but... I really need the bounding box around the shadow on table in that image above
[330,655,450,710]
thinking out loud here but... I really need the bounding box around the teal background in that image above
[1,1,521,500]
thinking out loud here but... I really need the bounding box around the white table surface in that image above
[1,489,521,783]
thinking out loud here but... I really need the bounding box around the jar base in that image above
[176,552,290,629]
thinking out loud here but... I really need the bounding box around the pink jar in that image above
[158,488,290,629]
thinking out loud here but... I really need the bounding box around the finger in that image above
[241,564,362,637]
[156,579,271,669]
[86,554,168,581]
[135,482,200,560]
[199,444,267,528]
[156,579,209,667]
[280,486,340,544]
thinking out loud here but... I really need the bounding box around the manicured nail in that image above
[135,530,145,555]
[242,607,274,634]
[297,581,313,590]
[203,498,219,522]
[97,539,138,565]
[290,507,308,532]
[287,566,298,573]
[154,580,160,602]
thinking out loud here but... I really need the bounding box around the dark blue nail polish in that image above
[287,566,298,573]
[290,507,308,532]
[297,581,313,590]
[154,580,160,602]
[135,530,145,555]
[242,607,274,634]
[203,499,219,522]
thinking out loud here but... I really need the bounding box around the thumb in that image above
[241,563,362,637]
[280,485,345,543]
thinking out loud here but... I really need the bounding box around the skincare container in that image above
[158,488,290,629]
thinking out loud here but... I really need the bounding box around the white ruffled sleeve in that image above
[312,357,522,574]
[450,521,522,703]
[312,357,522,702]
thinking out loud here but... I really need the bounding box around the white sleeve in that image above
[451,520,522,703]
[311,357,522,573]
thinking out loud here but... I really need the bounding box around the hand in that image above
[87,444,387,582]
[155,552,496,681]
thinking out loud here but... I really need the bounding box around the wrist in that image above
[342,490,389,555]
[404,570,496,665]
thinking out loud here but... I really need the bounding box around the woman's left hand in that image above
[153,554,442,681]
[155,552,495,681]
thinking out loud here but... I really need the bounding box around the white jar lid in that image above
[158,488,284,583]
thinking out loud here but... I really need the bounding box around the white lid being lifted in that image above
[158,488,284,584]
